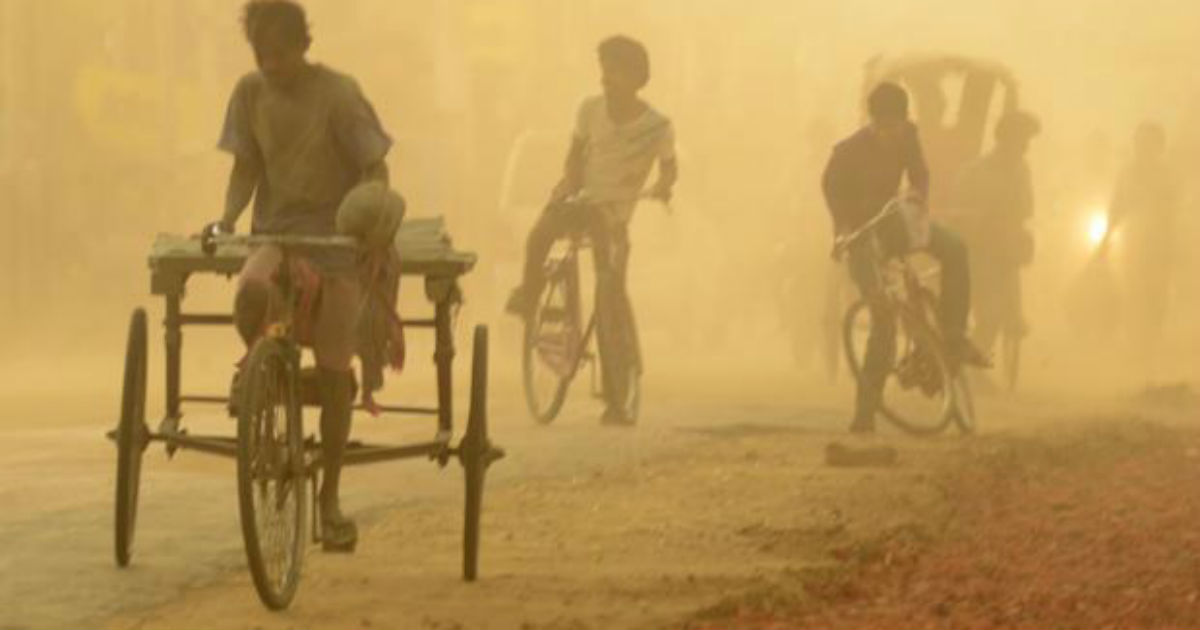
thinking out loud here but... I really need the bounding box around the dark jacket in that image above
[822,123,930,234]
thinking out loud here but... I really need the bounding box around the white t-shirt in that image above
[574,95,675,219]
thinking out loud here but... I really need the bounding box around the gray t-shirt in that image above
[219,64,392,259]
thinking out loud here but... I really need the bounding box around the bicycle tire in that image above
[523,258,580,424]
[951,370,977,434]
[1003,333,1021,393]
[236,338,306,610]
[843,299,955,436]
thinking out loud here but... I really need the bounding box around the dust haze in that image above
[0,0,1195,395]
[1,0,1197,391]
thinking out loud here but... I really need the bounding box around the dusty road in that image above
[1,355,1197,630]
[0,358,836,630]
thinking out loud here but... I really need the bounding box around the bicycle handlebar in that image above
[560,189,672,212]
[831,197,906,260]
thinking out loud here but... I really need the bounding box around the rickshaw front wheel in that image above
[115,308,149,567]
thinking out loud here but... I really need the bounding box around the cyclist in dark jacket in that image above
[823,82,984,434]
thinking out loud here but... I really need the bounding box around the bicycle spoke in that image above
[244,355,302,594]
[844,300,954,435]
[523,261,581,422]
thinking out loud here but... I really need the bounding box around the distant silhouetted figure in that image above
[1108,122,1180,375]
[954,111,1041,358]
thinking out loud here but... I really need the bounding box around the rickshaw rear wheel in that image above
[115,308,149,567]
[236,338,307,610]
[461,325,503,581]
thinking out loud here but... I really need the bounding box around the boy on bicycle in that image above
[208,0,392,550]
[822,82,986,434]
[506,35,678,424]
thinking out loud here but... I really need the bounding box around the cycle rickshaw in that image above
[109,217,504,609]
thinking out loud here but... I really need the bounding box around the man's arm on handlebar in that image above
[549,136,587,203]
[217,154,261,233]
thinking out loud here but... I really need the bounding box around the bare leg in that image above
[233,245,284,348]
[228,246,283,415]
[317,367,356,547]
[313,273,362,550]
[510,202,577,316]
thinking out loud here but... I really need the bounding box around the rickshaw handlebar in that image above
[199,231,360,256]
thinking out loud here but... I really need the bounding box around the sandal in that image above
[321,513,359,553]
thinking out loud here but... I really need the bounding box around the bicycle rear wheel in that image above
[951,370,977,434]
[843,299,955,435]
[523,256,581,423]
[236,338,307,610]
[1002,332,1021,393]
[602,296,641,423]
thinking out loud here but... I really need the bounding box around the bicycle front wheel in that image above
[843,299,955,435]
[236,338,307,610]
[523,257,581,424]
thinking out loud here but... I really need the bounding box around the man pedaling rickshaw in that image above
[201,0,405,552]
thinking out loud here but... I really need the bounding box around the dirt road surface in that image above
[2,356,1197,630]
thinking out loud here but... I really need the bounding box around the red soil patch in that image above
[700,424,1200,630]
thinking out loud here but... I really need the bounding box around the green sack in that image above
[336,181,406,251]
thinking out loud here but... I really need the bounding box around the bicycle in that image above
[522,195,660,424]
[227,235,332,607]
[836,199,977,435]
